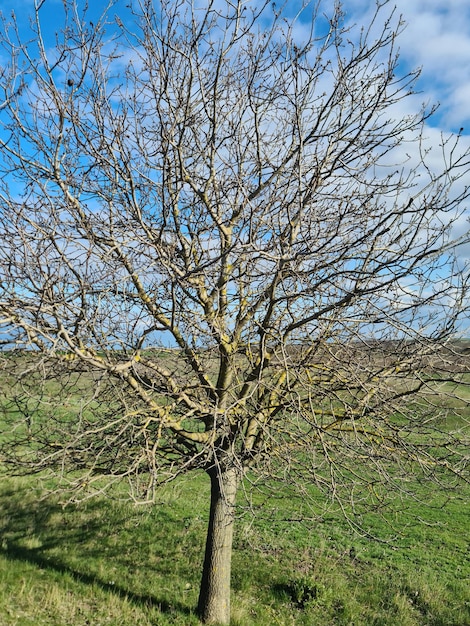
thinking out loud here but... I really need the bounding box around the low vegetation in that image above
[0,467,468,626]
[0,349,468,624]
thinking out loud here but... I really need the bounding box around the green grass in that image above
[0,471,469,626]
[0,355,468,624]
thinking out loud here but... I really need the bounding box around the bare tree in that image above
[0,0,469,623]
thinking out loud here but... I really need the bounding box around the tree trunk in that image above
[197,464,239,625]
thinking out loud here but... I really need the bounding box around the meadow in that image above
[0,468,469,626]
[0,350,469,625]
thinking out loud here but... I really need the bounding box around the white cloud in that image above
[342,0,470,131]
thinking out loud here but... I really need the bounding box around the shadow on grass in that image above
[0,483,195,618]
[1,543,191,615]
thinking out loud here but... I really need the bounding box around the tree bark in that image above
[197,463,239,625]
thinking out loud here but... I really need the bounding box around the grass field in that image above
[0,469,469,626]
[0,350,469,625]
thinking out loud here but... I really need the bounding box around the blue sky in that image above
[2,0,468,134]
[1,0,468,256]
[0,0,468,340]
[342,0,470,134]
[2,0,468,132]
